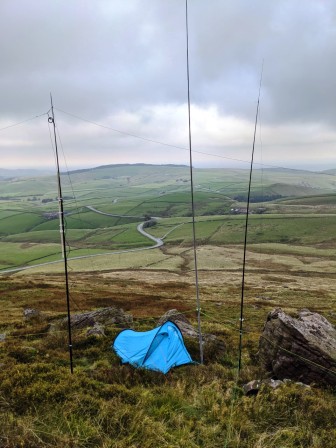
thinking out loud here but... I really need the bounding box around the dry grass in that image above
[14,243,336,281]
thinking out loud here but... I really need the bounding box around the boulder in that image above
[243,379,284,396]
[86,323,106,338]
[157,309,226,357]
[23,308,41,321]
[259,308,336,386]
[243,379,263,395]
[157,309,198,338]
[52,306,132,331]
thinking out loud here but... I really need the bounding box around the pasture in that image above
[2,164,336,272]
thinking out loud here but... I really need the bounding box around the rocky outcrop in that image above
[157,309,226,357]
[259,308,336,386]
[52,307,132,332]
[157,309,199,338]
[243,378,310,396]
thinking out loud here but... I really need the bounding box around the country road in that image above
[0,211,163,275]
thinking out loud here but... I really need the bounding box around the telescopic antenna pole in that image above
[185,0,203,364]
[48,93,74,374]
[238,64,264,374]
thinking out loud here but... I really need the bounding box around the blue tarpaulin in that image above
[112,321,194,374]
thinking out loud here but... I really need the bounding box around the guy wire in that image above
[54,106,336,181]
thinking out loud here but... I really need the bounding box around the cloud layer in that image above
[1,0,336,169]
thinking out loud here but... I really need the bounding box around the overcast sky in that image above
[1,0,336,170]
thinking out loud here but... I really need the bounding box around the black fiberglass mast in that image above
[48,94,74,374]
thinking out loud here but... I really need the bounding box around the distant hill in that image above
[261,167,336,174]
[321,168,336,175]
[65,163,188,176]
[2,163,336,202]
[60,163,191,185]
[261,167,314,174]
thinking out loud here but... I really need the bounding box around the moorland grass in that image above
[1,267,335,447]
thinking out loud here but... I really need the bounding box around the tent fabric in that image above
[112,321,194,374]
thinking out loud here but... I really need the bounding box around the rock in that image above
[0,334,6,342]
[157,309,198,338]
[243,379,262,395]
[243,378,284,396]
[262,378,284,389]
[23,308,41,321]
[283,378,311,388]
[86,323,106,338]
[259,308,336,386]
[243,378,310,396]
[52,306,132,331]
[157,309,226,357]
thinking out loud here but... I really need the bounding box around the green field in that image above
[2,164,336,272]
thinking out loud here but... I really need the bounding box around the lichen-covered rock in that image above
[86,323,106,337]
[243,378,310,396]
[243,379,263,395]
[157,309,198,338]
[243,378,284,396]
[157,309,226,358]
[259,308,336,386]
[52,306,132,331]
[23,308,41,321]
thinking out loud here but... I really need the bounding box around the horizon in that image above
[2,161,336,175]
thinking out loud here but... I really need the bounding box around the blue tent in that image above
[112,321,194,374]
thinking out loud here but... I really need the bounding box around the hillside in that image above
[2,164,336,272]
[1,264,336,447]
[1,163,336,446]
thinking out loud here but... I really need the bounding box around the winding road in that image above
[0,208,163,275]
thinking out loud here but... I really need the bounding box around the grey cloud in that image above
[2,0,336,123]
[1,0,336,169]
